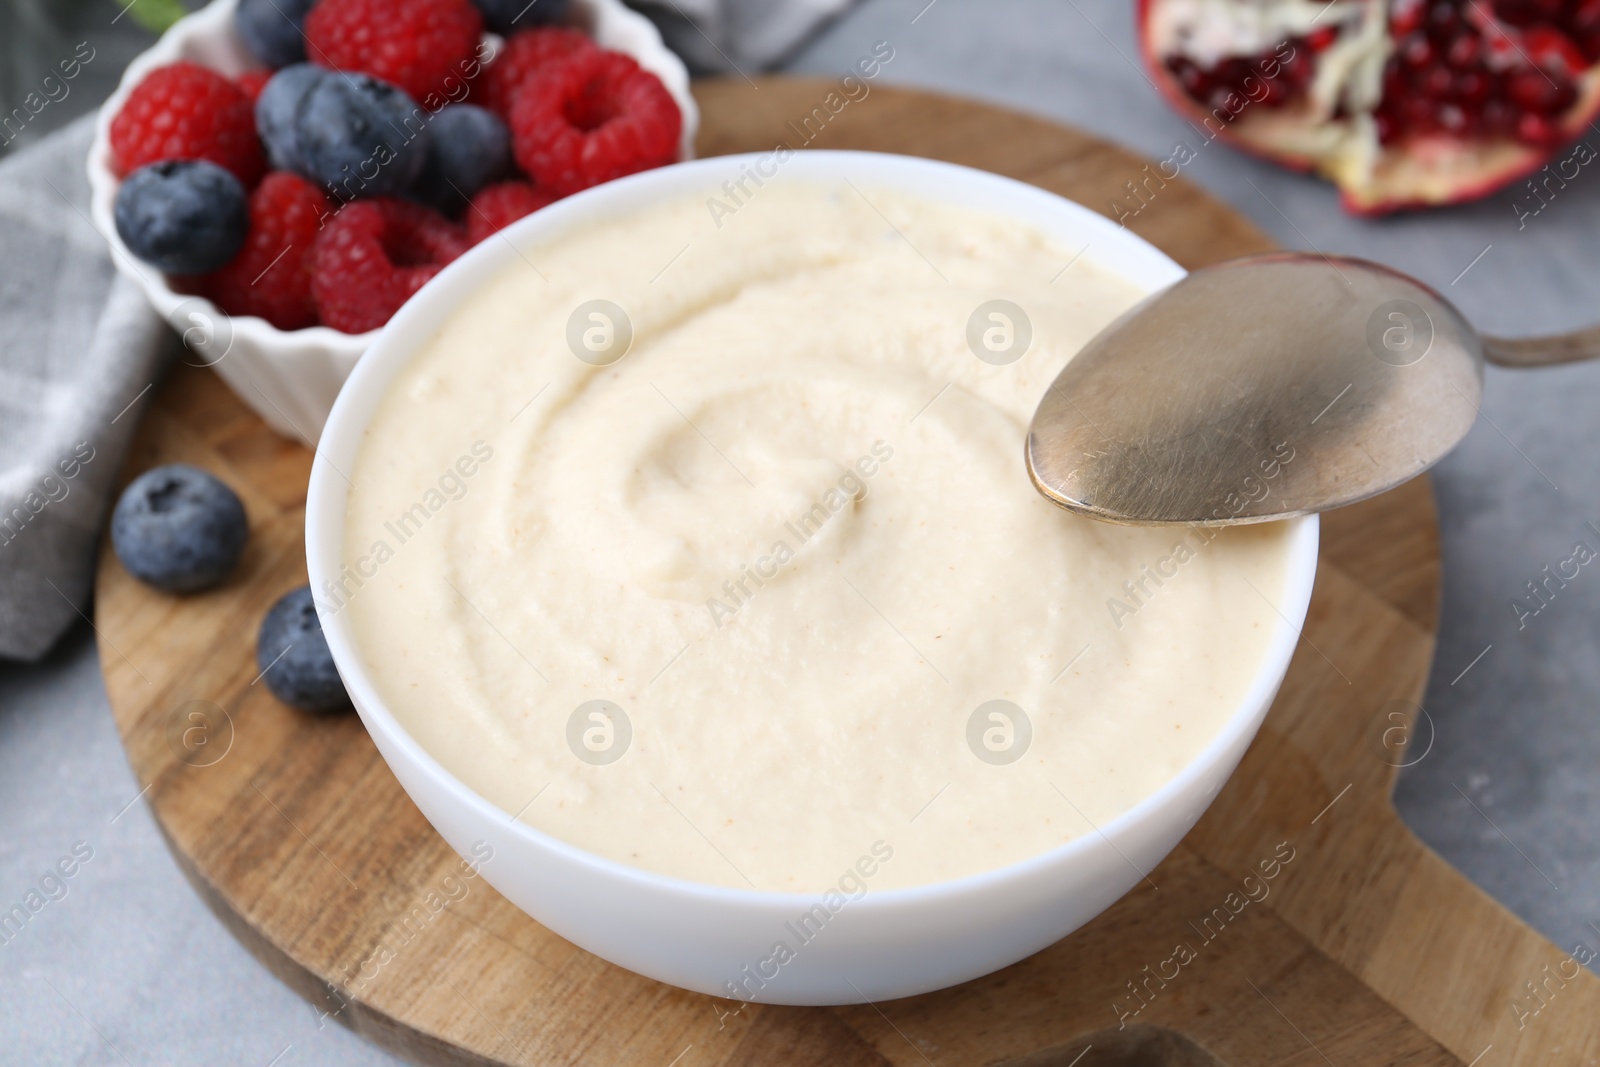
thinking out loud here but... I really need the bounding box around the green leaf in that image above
[123,0,190,35]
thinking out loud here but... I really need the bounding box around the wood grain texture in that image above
[93,79,1600,1066]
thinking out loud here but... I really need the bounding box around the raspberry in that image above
[305,0,484,109]
[466,180,555,243]
[509,50,680,197]
[477,26,596,117]
[110,61,266,185]
[201,172,333,331]
[310,199,470,333]
[236,70,272,105]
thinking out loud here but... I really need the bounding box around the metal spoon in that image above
[1025,252,1599,526]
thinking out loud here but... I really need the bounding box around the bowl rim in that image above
[307,148,1321,910]
[84,0,700,353]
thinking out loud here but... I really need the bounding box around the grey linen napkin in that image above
[0,114,174,662]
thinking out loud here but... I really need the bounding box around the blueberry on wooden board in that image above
[257,587,352,713]
[111,464,248,593]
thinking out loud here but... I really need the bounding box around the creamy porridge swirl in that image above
[340,181,1293,891]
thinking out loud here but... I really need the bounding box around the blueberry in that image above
[234,0,317,69]
[293,73,432,198]
[255,63,327,173]
[111,464,248,593]
[410,104,511,215]
[472,0,571,35]
[257,587,351,713]
[114,160,248,275]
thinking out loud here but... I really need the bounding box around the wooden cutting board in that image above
[94,78,1600,1067]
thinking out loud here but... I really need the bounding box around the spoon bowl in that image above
[1026,252,1484,525]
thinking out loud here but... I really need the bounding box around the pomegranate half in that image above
[1138,0,1600,214]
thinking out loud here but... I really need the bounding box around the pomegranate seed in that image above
[1482,98,1515,133]
[1523,26,1588,74]
[1438,103,1469,132]
[1383,59,1408,98]
[1570,0,1600,61]
[1494,0,1538,26]
[1576,29,1600,63]
[1428,4,1463,39]
[1571,0,1600,52]
[1164,39,1323,112]
[1514,110,1561,143]
[1392,0,1426,35]
[1216,58,1252,90]
[1507,66,1578,113]
[1401,31,1436,67]
[1281,49,1315,89]
[1455,68,1492,104]
[1446,33,1482,68]
[1423,65,1456,97]
[1258,77,1290,106]
[1402,95,1440,133]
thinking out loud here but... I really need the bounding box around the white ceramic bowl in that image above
[86,0,698,446]
[306,150,1320,1005]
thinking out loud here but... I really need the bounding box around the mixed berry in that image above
[110,0,681,333]
[110,60,265,184]
[257,586,352,713]
[510,47,681,196]
[111,462,351,712]
[111,464,249,594]
[114,159,250,274]
[309,197,473,332]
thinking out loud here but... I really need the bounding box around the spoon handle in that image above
[1481,326,1600,368]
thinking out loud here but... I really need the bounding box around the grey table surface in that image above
[3,0,1598,1063]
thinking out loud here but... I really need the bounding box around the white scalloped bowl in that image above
[86,0,698,446]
